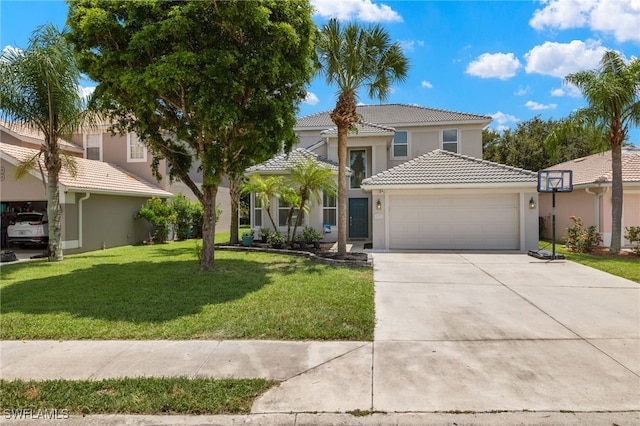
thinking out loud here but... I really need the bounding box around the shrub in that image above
[267,231,285,247]
[302,226,323,243]
[138,197,176,243]
[625,226,640,255]
[565,216,602,253]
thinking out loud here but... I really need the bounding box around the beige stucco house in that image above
[248,104,540,251]
[539,148,640,247]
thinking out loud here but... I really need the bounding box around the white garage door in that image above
[389,194,520,250]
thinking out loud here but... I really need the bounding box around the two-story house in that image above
[247,104,540,252]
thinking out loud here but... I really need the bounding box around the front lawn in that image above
[0,241,374,340]
[0,377,275,415]
[539,241,639,284]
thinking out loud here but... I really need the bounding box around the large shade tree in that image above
[316,19,409,255]
[545,51,640,253]
[0,24,88,262]
[67,0,316,269]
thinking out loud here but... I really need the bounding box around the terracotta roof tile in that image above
[545,148,640,185]
[320,121,395,136]
[0,121,83,153]
[0,142,172,197]
[361,149,537,187]
[296,104,492,128]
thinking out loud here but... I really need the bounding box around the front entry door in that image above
[349,198,368,239]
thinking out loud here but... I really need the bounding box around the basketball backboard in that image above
[538,170,573,193]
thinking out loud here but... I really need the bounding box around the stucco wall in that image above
[0,160,46,201]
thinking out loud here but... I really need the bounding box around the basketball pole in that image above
[552,189,556,260]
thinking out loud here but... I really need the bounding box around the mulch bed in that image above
[216,241,370,263]
[586,247,639,258]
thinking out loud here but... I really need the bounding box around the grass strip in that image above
[0,240,374,340]
[0,377,276,415]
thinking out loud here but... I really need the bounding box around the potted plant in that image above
[303,226,323,249]
[267,231,285,249]
[241,229,255,247]
[259,227,271,243]
[294,233,306,250]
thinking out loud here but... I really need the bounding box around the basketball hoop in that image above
[529,170,573,260]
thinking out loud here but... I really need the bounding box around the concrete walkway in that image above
[1,252,639,425]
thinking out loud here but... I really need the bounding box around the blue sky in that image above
[2,0,639,144]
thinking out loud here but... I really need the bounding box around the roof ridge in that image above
[434,149,536,175]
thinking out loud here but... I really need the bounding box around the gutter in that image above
[361,182,537,191]
[585,186,609,232]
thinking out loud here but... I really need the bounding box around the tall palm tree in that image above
[287,156,338,239]
[316,19,409,255]
[0,24,88,261]
[545,51,640,253]
[241,174,285,231]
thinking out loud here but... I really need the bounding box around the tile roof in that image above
[361,149,537,188]
[320,121,395,136]
[545,148,640,185]
[0,142,172,197]
[0,121,83,154]
[245,148,345,174]
[296,104,492,128]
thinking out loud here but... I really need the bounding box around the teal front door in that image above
[349,198,368,239]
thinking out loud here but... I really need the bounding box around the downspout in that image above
[585,186,609,232]
[78,192,91,248]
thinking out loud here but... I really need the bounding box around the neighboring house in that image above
[247,103,540,251]
[539,148,640,247]
[1,141,172,254]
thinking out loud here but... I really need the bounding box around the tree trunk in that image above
[46,166,63,261]
[609,139,623,253]
[200,183,218,270]
[229,173,241,244]
[336,126,348,255]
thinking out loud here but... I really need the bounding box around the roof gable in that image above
[361,149,537,188]
[296,104,492,128]
[0,142,171,197]
[545,148,640,185]
[245,148,344,174]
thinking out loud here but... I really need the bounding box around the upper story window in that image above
[442,129,458,153]
[349,149,367,189]
[392,131,408,158]
[84,133,102,161]
[127,133,147,162]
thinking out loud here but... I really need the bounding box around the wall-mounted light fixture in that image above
[376,199,382,210]
[529,196,536,209]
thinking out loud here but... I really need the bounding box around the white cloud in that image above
[514,86,531,96]
[466,52,522,80]
[303,92,319,106]
[530,0,640,43]
[399,39,424,52]
[1,45,23,62]
[550,83,582,97]
[525,100,557,110]
[80,86,96,100]
[312,0,402,22]
[524,40,606,78]
[490,111,520,131]
[421,81,433,89]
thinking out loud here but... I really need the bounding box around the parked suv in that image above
[7,212,49,246]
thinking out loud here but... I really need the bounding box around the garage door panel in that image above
[389,194,519,250]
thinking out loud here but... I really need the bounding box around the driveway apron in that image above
[373,251,640,413]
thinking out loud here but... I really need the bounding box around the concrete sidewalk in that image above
[2,252,639,425]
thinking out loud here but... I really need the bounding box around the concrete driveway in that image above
[373,251,640,412]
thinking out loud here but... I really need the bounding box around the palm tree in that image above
[241,174,284,231]
[316,19,409,255]
[545,51,640,253]
[0,24,88,261]
[287,156,337,240]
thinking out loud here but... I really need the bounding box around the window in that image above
[442,129,458,153]
[253,196,262,227]
[323,193,337,226]
[392,131,408,158]
[278,199,304,227]
[84,133,102,161]
[349,149,367,189]
[127,133,147,162]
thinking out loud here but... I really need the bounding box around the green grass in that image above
[0,240,374,340]
[0,377,276,415]
[539,241,640,283]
